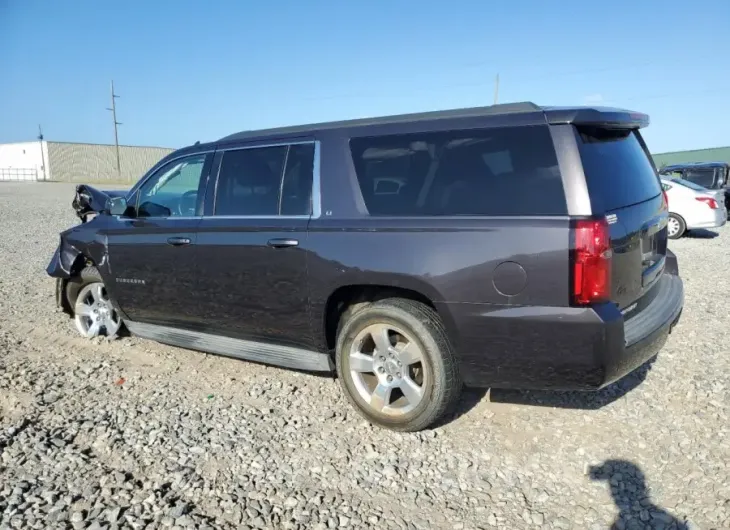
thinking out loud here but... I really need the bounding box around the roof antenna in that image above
[194,140,200,145]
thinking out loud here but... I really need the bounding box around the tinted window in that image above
[214,146,287,216]
[671,178,710,192]
[349,126,565,216]
[137,154,207,217]
[280,143,315,216]
[576,127,661,213]
[684,169,716,189]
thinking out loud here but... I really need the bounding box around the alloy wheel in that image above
[348,323,428,417]
[74,282,122,338]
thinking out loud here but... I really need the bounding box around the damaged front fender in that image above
[46,236,83,280]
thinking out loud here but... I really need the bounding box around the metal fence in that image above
[46,142,173,183]
[0,168,38,181]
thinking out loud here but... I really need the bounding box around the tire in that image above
[335,298,461,431]
[66,266,124,339]
[667,214,686,239]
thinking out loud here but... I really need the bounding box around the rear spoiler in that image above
[543,106,649,129]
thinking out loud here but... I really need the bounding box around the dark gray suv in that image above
[48,102,684,431]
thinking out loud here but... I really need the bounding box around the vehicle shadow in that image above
[589,459,689,529]
[685,228,719,239]
[488,355,656,410]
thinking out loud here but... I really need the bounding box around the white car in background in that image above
[661,177,727,239]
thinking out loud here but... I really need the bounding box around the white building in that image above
[0,141,174,183]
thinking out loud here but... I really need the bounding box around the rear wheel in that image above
[667,214,686,239]
[66,266,123,338]
[335,298,461,431]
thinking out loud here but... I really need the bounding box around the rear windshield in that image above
[684,168,716,189]
[669,178,709,192]
[576,127,662,213]
[349,125,566,216]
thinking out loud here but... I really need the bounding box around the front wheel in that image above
[335,298,461,431]
[667,214,686,239]
[66,266,123,338]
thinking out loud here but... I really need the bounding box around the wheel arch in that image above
[322,283,456,353]
[58,254,99,316]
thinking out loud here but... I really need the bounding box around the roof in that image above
[219,102,648,143]
[660,161,730,171]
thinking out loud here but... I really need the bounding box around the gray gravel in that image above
[1,182,729,530]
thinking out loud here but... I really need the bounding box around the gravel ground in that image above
[0,182,728,530]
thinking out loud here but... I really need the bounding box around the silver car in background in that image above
[660,177,727,239]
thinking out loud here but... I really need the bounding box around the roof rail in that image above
[219,102,543,142]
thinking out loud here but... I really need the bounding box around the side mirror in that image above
[107,196,128,216]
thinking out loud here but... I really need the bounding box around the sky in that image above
[1,0,729,154]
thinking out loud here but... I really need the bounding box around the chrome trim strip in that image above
[115,215,203,221]
[127,139,322,221]
[312,140,322,219]
[201,215,310,220]
[211,140,320,219]
[218,140,315,151]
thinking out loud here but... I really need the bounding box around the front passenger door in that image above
[105,152,212,327]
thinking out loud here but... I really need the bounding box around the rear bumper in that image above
[439,273,684,390]
[686,207,727,230]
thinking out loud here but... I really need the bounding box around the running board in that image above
[125,321,333,372]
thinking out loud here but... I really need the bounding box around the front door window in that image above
[136,154,207,217]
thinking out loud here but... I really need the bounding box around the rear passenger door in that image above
[194,140,317,349]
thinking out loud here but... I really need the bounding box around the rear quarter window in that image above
[576,127,662,213]
[349,125,566,216]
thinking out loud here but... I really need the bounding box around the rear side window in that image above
[349,125,566,216]
[213,143,314,216]
[280,143,315,216]
[576,127,662,213]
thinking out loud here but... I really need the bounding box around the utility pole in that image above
[106,80,122,176]
[493,73,500,105]
[37,124,47,181]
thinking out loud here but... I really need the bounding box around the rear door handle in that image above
[167,237,191,246]
[267,238,299,248]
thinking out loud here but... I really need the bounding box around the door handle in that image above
[267,238,299,248]
[167,237,191,246]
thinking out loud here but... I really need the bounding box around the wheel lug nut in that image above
[397,361,402,366]
[378,367,385,374]
[379,356,385,361]
[396,373,401,378]
[386,375,393,383]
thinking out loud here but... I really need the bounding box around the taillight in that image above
[696,197,718,209]
[572,218,612,306]
[662,190,669,208]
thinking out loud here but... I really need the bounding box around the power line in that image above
[106,80,122,175]
[299,61,657,103]
[37,124,47,181]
